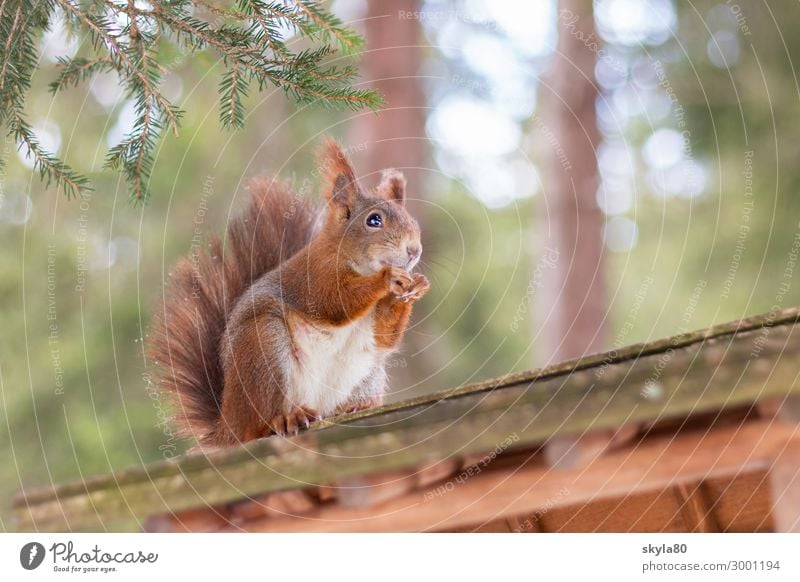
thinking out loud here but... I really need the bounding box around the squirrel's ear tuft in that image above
[319,137,360,212]
[376,169,406,205]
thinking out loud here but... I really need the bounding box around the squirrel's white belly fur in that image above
[286,311,378,415]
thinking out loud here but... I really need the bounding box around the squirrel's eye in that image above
[366,213,383,228]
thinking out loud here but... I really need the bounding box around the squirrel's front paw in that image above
[398,273,430,303]
[383,266,414,297]
[267,406,321,437]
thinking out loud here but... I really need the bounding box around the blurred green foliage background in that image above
[3,0,800,529]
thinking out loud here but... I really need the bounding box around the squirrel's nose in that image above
[407,245,421,261]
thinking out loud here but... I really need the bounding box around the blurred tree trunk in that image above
[349,0,426,221]
[535,0,608,364]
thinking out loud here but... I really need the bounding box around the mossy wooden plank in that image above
[325,305,800,425]
[12,308,800,531]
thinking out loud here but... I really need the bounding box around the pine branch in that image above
[237,0,291,58]
[53,0,182,135]
[49,56,114,92]
[154,6,380,109]
[256,1,317,39]
[0,0,91,197]
[0,5,23,91]
[0,0,382,204]
[219,62,248,129]
[11,112,91,199]
[294,1,362,52]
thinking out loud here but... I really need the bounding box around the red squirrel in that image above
[149,138,429,448]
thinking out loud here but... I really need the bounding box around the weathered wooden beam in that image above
[672,482,719,532]
[543,424,639,470]
[758,394,800,424]
[768,435,800,532]
[326,305,800,425]
[12,309,800,531]
[236,421,795,532]
[507,513,545,533]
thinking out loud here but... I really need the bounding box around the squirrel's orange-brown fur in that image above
[149,138,428,449]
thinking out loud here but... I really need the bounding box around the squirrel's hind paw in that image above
[267,406,322,437]
[335,396,383,416]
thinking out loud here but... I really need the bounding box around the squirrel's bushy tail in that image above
[148,178,317,446]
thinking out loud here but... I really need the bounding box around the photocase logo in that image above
[20,542,46,570]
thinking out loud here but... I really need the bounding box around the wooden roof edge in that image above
[329,304,800,424]
[11,305,800,516]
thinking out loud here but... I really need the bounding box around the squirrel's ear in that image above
[319,137,359,214]
[376,169,406,205]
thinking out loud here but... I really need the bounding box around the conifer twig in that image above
[0,0,382,203]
